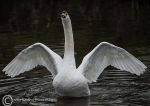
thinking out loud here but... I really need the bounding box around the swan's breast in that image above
[53,71,90,97]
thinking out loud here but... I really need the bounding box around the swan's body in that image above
[53,68,90,96]
[2,11,147,97]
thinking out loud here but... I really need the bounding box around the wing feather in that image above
[78,42,147,82]
[2,43,62,77]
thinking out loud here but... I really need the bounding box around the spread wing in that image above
[78,42,147,82]
[2,43,62,77]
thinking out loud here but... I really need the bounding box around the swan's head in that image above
[61,11,70,21]
[61,11,72,30]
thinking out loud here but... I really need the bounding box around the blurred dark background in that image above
[0,0,150,41]
[0,0,150,65]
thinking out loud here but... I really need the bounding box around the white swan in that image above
[2,11,147,97]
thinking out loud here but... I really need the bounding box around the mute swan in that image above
[2,11,147,97]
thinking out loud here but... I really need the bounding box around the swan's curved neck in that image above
[62,17,76,68]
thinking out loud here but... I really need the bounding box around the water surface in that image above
[0,23,150,106]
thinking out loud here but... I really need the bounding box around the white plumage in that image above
[2,11,147,97]
[3,43,62,77]
[78,42,147,83]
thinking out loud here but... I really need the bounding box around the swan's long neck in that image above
[62,17,76,68]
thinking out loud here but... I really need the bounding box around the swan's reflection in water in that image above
[56,97,90,106]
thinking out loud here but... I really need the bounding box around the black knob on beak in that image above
[61,14,66,18]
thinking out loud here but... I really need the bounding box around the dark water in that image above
[0,23,150,106]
